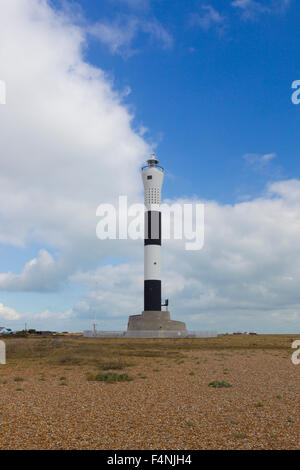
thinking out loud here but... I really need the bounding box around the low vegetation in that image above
[87,372,133,383]
[209,380,232,388]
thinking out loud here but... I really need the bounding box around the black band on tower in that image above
[144,211,161,246]
[144,280,161,311]
[144,210,162,311]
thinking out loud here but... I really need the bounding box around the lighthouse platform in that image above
[127,310,186,332]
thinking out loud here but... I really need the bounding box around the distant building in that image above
[0,327,13,335]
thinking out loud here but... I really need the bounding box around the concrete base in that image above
[127,311,187,331]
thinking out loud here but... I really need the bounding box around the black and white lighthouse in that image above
[142,156,164,311]
[127,155,187,334]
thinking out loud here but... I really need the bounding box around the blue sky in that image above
[0,0,300,333]
[62,0,300,202]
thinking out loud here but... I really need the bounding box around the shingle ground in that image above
[0,344,298,450]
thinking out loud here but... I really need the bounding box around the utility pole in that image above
[93,312,97,337]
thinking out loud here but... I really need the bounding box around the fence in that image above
[83,330,218,339]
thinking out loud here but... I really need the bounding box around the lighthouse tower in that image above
[127,155,187,335]
[143,156,163,311]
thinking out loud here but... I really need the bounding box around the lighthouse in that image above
[127,155,187,335]
[143,156,164,311]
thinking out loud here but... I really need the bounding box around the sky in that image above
[0,0,300,333]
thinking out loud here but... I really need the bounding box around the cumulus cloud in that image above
[0,303,21,321]
[35,308,74,320]
[71,263,144,318]
[89,16,173,57]
[0,303,73,328]
[0,0,149,325]
[270,179,300,201]
[64,178,300,332]
[0,1,148,250]
[0,1,299,333]
[0,250,67,292]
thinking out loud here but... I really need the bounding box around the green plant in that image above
[209,380,232,388]
[14,377,24,382]
[254,402,263,408]
[89,372,133,383]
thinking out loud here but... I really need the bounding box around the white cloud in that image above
[0,302,74,326]
[243,152,277,171]
[63,178,300,332]
[89,16,173,56]
[270,179,300,202]
[0,250,66,292]
[261,153,277,162]
[0,303,21,321]
[231,0,291,19]
[0,1,148,250]
[71,263,144,318]
[190,5,226,33]
[3,176,300,332]
[231,0,269,20]
[0,1,299,333]
[89,17,138,56]
[35,308,74,320]
[3,173,300,332]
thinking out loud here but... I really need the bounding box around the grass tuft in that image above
[209,380,232,388]
[254,402,264,408]
[87,372,133,383]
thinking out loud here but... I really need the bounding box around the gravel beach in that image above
[0,335,298,450]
